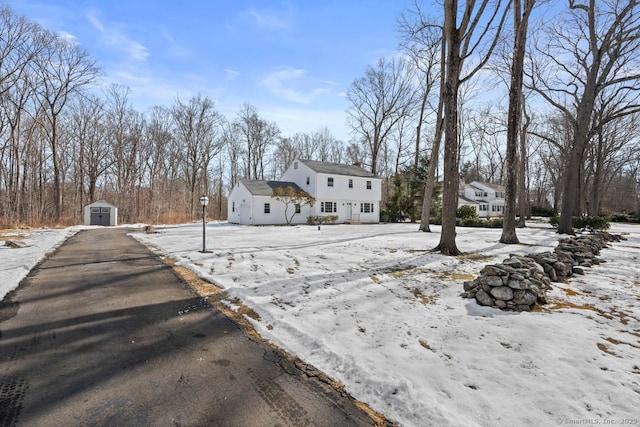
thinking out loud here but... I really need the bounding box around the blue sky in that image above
[7,0,416,141]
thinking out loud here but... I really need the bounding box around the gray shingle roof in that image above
[470,181,505,192]
[298,159,377,178]
[458,195,480,204]
[240,180,304,196]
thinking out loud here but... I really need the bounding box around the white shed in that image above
[84,200,118,226]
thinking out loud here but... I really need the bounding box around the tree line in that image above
[1,2,639,254]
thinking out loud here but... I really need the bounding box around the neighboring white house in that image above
[84,200,118,226]
[458,181,505,218]
[227,159,382,225]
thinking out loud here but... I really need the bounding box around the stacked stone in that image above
[462,256,551,311]
[462,232,624,312]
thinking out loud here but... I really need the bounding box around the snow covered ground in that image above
[0,226,81,300]
[1,222,638,426]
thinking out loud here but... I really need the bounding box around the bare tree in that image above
[67,95,109,205]
[0,6,45,222]
[527,0,640,233]
[436,0,510,255]
[346,57,416,174]
[398,8,443,171]
[144,105,174,222]
[171,94,223,217]
[234,103,279,180]
[35,34,99,220]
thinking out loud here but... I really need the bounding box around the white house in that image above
[84,200,118,226]
[227,180,313,225]
[458,181,505,218]
[227,159,382,225]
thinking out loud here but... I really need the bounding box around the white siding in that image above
[252,196,313,225]
[227,181,313,225]
[227,183,253,224]
[281,161,317,196]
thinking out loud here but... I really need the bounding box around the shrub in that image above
[456,205,479,220]
[307,215,339,225]
[380,210,407,223]
[549,215,610,231]
[531,205,556,217]
[456,217,503,228]
[575,215,610,231]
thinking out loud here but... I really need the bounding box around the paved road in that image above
[0,228,375,427]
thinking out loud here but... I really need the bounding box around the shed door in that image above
[90,207,111,226]
[240,203,250,224]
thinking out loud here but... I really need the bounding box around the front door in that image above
[346,203,353,220]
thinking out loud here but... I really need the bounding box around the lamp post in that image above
[199,196,209,253]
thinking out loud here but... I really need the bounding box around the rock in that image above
[481,265,508,276]
[490,286,514,301]
[554,261,569,278]
[510,273,525,281]
[142,225,157,234]
[5,240,27,248]
[463,281,476,292]
[572,267,585,275]
[475,289,493,306]
[500,265,518,274]
[507,278,531,290]
[477,275,504,287]
[494,299,507,309]
[547,268,557,282]
[512,290,536,306]
[515,305,532,312]
[503,258,523,269]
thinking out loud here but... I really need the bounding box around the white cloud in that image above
[157,27,190,59]
[57,30,78,44]
[246,6,291,30]
[260,67,337,105]
[86,12,150,62]
[224,69,239,81]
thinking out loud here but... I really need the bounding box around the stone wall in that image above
[461,232,624,311]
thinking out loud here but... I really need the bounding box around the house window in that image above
[479,204,488,211]
[321,201,336,213]
[475,190,488,197]
[360,203,374,213]
[264,203,270,214]
[349,179,353,189]
[295,203,301,214]
[232,201,235,213]
[496,191,504,198]
[306,176,310,185]
[327,177,334,187]
[366,180,372,190]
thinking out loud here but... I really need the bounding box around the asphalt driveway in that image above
[0,228,376,427]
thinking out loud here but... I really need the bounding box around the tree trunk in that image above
[419,26,446,233]
[517,103,531,224]
[500,0,534,243]
[434,0,462,256]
